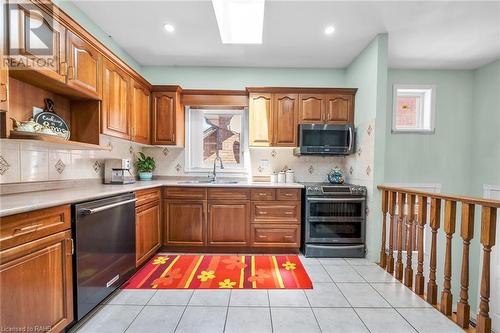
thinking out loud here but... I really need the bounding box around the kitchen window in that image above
[392,84,436,133]
[185,107,248,173]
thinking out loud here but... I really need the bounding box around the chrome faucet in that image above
[212,155,224,182]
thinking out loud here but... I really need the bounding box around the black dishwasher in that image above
[73,193,136,321]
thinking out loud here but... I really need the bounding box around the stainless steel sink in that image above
[177,179,240,184]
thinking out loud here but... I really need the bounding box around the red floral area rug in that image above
[123,254,312,289]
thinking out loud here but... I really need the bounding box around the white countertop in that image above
[0,179,304,217]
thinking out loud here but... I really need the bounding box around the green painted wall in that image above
[142,66,346,89]
[53,0,142,73]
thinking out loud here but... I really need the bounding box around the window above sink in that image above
[184,107,249,174]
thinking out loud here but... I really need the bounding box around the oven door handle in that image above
[307,197,364,202]
[348,126,353,152]
[78,198,137,215]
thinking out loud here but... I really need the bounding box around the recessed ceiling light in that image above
[212,0,265,44]
[324,26,335,35]
[163,23,175,32]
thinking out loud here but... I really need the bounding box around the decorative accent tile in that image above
[175,163,182,172]
[366,165,371,176]
[367,125,373,136]
[93,161,102,173]
[308,165,314,174]
[0,156,10,175]
[271,150,277,158]
[129,146,134,155]
[357,146,362,157]
[162,148,169,157]
[54,159,65,174]
[349,166,354,175]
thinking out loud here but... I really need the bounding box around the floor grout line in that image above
[173,288,195,333]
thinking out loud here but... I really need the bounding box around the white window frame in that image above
[392,84,436,134]
[184,106,249,174]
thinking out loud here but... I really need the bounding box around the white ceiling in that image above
[71,0,500,69]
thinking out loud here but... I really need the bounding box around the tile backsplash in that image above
[0,135,144,184]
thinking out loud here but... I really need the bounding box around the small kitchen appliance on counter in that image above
[301,182,367,257]
[104,159,135,184]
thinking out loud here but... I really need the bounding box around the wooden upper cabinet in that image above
[326,94,354,124]
[151,91,183,146]
[273,93,298,147]
[298,94,325,123]
[249,93,273,146]
[66,31,100,98]
[0,230,73,333]
[7,3,67,83]
[208,202,250,246]
[101,59,130,139]
[130,79,151,144]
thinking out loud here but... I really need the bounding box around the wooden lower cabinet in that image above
[208,201,250,246]
[164,200,206,246]
[251,224,300,247]
[136,201,161,267]
[0,230,73,333]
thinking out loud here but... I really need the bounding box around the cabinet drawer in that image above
[251,224,300,247]
[0,205,71,250]
[251,202,300,223]
[135,188,161,207]
[164,187,207,200]
[276,188,301,201]
[250,189,275,201]
[208,188,250,200]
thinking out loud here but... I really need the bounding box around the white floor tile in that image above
[355,308,417,333]
[354,265,398,283]
[105,289,156,305]
[229,290,269,307]
[303,264,333,282]
[371,283,431,308]
[125,306,184,333]
[337,283,390,307]
[271,308,321,333]
[76,305,142,333]
[188,289,230,306]
[313,308,369,333]
[147,290,193,306]
[225,307,272,333]
[176,306,227,333]
[298,255,321,266]
[318,258,349,265]
[268,290,310,307]
[345,258,377,266]
[305,283,350,307]
[397,308,465,333]
[323,265,365,282]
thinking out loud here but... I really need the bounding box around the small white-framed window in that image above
[185,106,248,173]
[392,84,436,133]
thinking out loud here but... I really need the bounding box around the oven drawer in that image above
[251,224,300,247]
[251,202,300,223]
[306,220,363,244]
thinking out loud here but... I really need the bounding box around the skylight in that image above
[211,0,265,44]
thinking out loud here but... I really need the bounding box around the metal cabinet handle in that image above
[285,211,293,215]
[0,83,7,102]
[79,198,137,215]
[13,223,42,235]
[259,211,268,215]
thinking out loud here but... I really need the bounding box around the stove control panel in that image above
[305,184,366,196]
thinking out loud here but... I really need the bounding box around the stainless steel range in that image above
[302,183,367,258]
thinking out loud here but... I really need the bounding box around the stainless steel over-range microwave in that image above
[294,124,355,156]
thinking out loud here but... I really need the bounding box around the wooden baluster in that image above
[476,206,497,333]
[427,197,441,305]
[440,200,457,316]
[414,195,427,295]
[404,194,416,288]
[379,190,389,269]
[456,203,475,329]
[386,191,397,274]
[395,192,406,281]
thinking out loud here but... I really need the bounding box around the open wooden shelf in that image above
[8,131,111,151]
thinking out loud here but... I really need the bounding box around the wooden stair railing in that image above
[378,185,499,333]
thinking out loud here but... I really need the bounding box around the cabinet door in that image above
[101,59,130,139]
[249,93,273,146]
[130,79,151,144]
[273,93,298,146]
[208,201,250,246]
[7,3,66,83]
[165,200,206,246]
[66,31,100,98]
[298,94,325,123]
[136,201,160,266]
[152,92,177,145]
[0,230,73,333]
[325,94,354,124]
